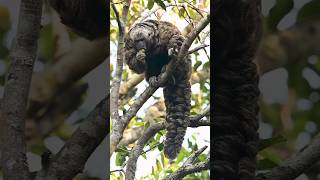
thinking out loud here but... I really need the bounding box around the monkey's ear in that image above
[48,0,107,40]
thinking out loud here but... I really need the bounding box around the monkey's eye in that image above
[125,39,133,48]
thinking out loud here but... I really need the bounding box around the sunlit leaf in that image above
[267,0,294,31]
[155,0,166,10]
[147,0,155,10]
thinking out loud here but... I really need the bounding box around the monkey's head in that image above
[125,23,157,52]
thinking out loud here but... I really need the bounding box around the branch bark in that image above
[110,0,132,122]
[163,158,210,180]
[257,134,320,180]
[35,95,109,180]
[125,123,165,180]
[0,0,43,179]
[124,107,210,180]
[163,146,210,180]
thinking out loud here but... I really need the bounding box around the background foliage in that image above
[257,0,320,179]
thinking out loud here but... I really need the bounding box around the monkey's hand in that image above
[149,76,163,87]
[148,65,175,87]
[125,48,146,74]
[136,49,146,65]
[168,35,184,58]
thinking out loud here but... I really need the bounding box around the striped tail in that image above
[163,81,191,159]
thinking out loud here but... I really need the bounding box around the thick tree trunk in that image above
[0,0,43,179]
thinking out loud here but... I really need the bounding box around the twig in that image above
[182,146,208,167]
[256,134,320,180]
[156,13,210,86]
[110,0,132,124]
[36,95,109,180]
[189,105,210,122]
[125,123,165,180]
[118,104,209,148]
[0,0,42,179]
[124,107,210,179]
[188,44,209,54]
[110,86,157,154]
[163,156,210,180]
[110,169,125,173]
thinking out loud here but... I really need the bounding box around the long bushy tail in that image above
[163,81,191,159]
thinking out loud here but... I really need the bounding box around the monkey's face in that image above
[126,25,156,52]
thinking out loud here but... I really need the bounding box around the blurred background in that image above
[257,0,320,179]
[0,0,108,179]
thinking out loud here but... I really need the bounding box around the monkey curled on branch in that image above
[124,20,192,159]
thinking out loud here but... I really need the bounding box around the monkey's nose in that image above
[136,41,146,51]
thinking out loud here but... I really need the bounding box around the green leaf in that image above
[144,121,150,130]
[203,61,210,69]
[156,159,162,170]
[135,121,145,126]
[158,143,164,151]
[165,169,173,174]
[297,0,320,24]
[147,0,155,9]
[178,7,185,17]
[188,139,193,148]
[176,147,188,163]
[267,0,294,31]
[156,132,162,141]
[116,152,128,166]
[155,0,166,10]
[257,158,279,170]
[259,135,287,151]
[193,60,202,71]
[142,153,147,159]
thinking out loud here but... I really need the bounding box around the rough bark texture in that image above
[0,0,42,179]
[257,134,320,180]
[213,0,262,179]
[35,96,108,180]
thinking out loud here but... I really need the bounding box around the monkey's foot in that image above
[168,47,179,57]
[149,76,165,87]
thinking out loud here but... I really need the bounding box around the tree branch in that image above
[0,0,42,179]
[257,134,320,180]
[125,122,165,180]
[124,106,210,179]
[156,13,210,86]
[110,0,132,124]
[35,95,109,180]
[163,157,210,180]
[188,44,209,54]
[110,86,157,154]
[119,104,210,147]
